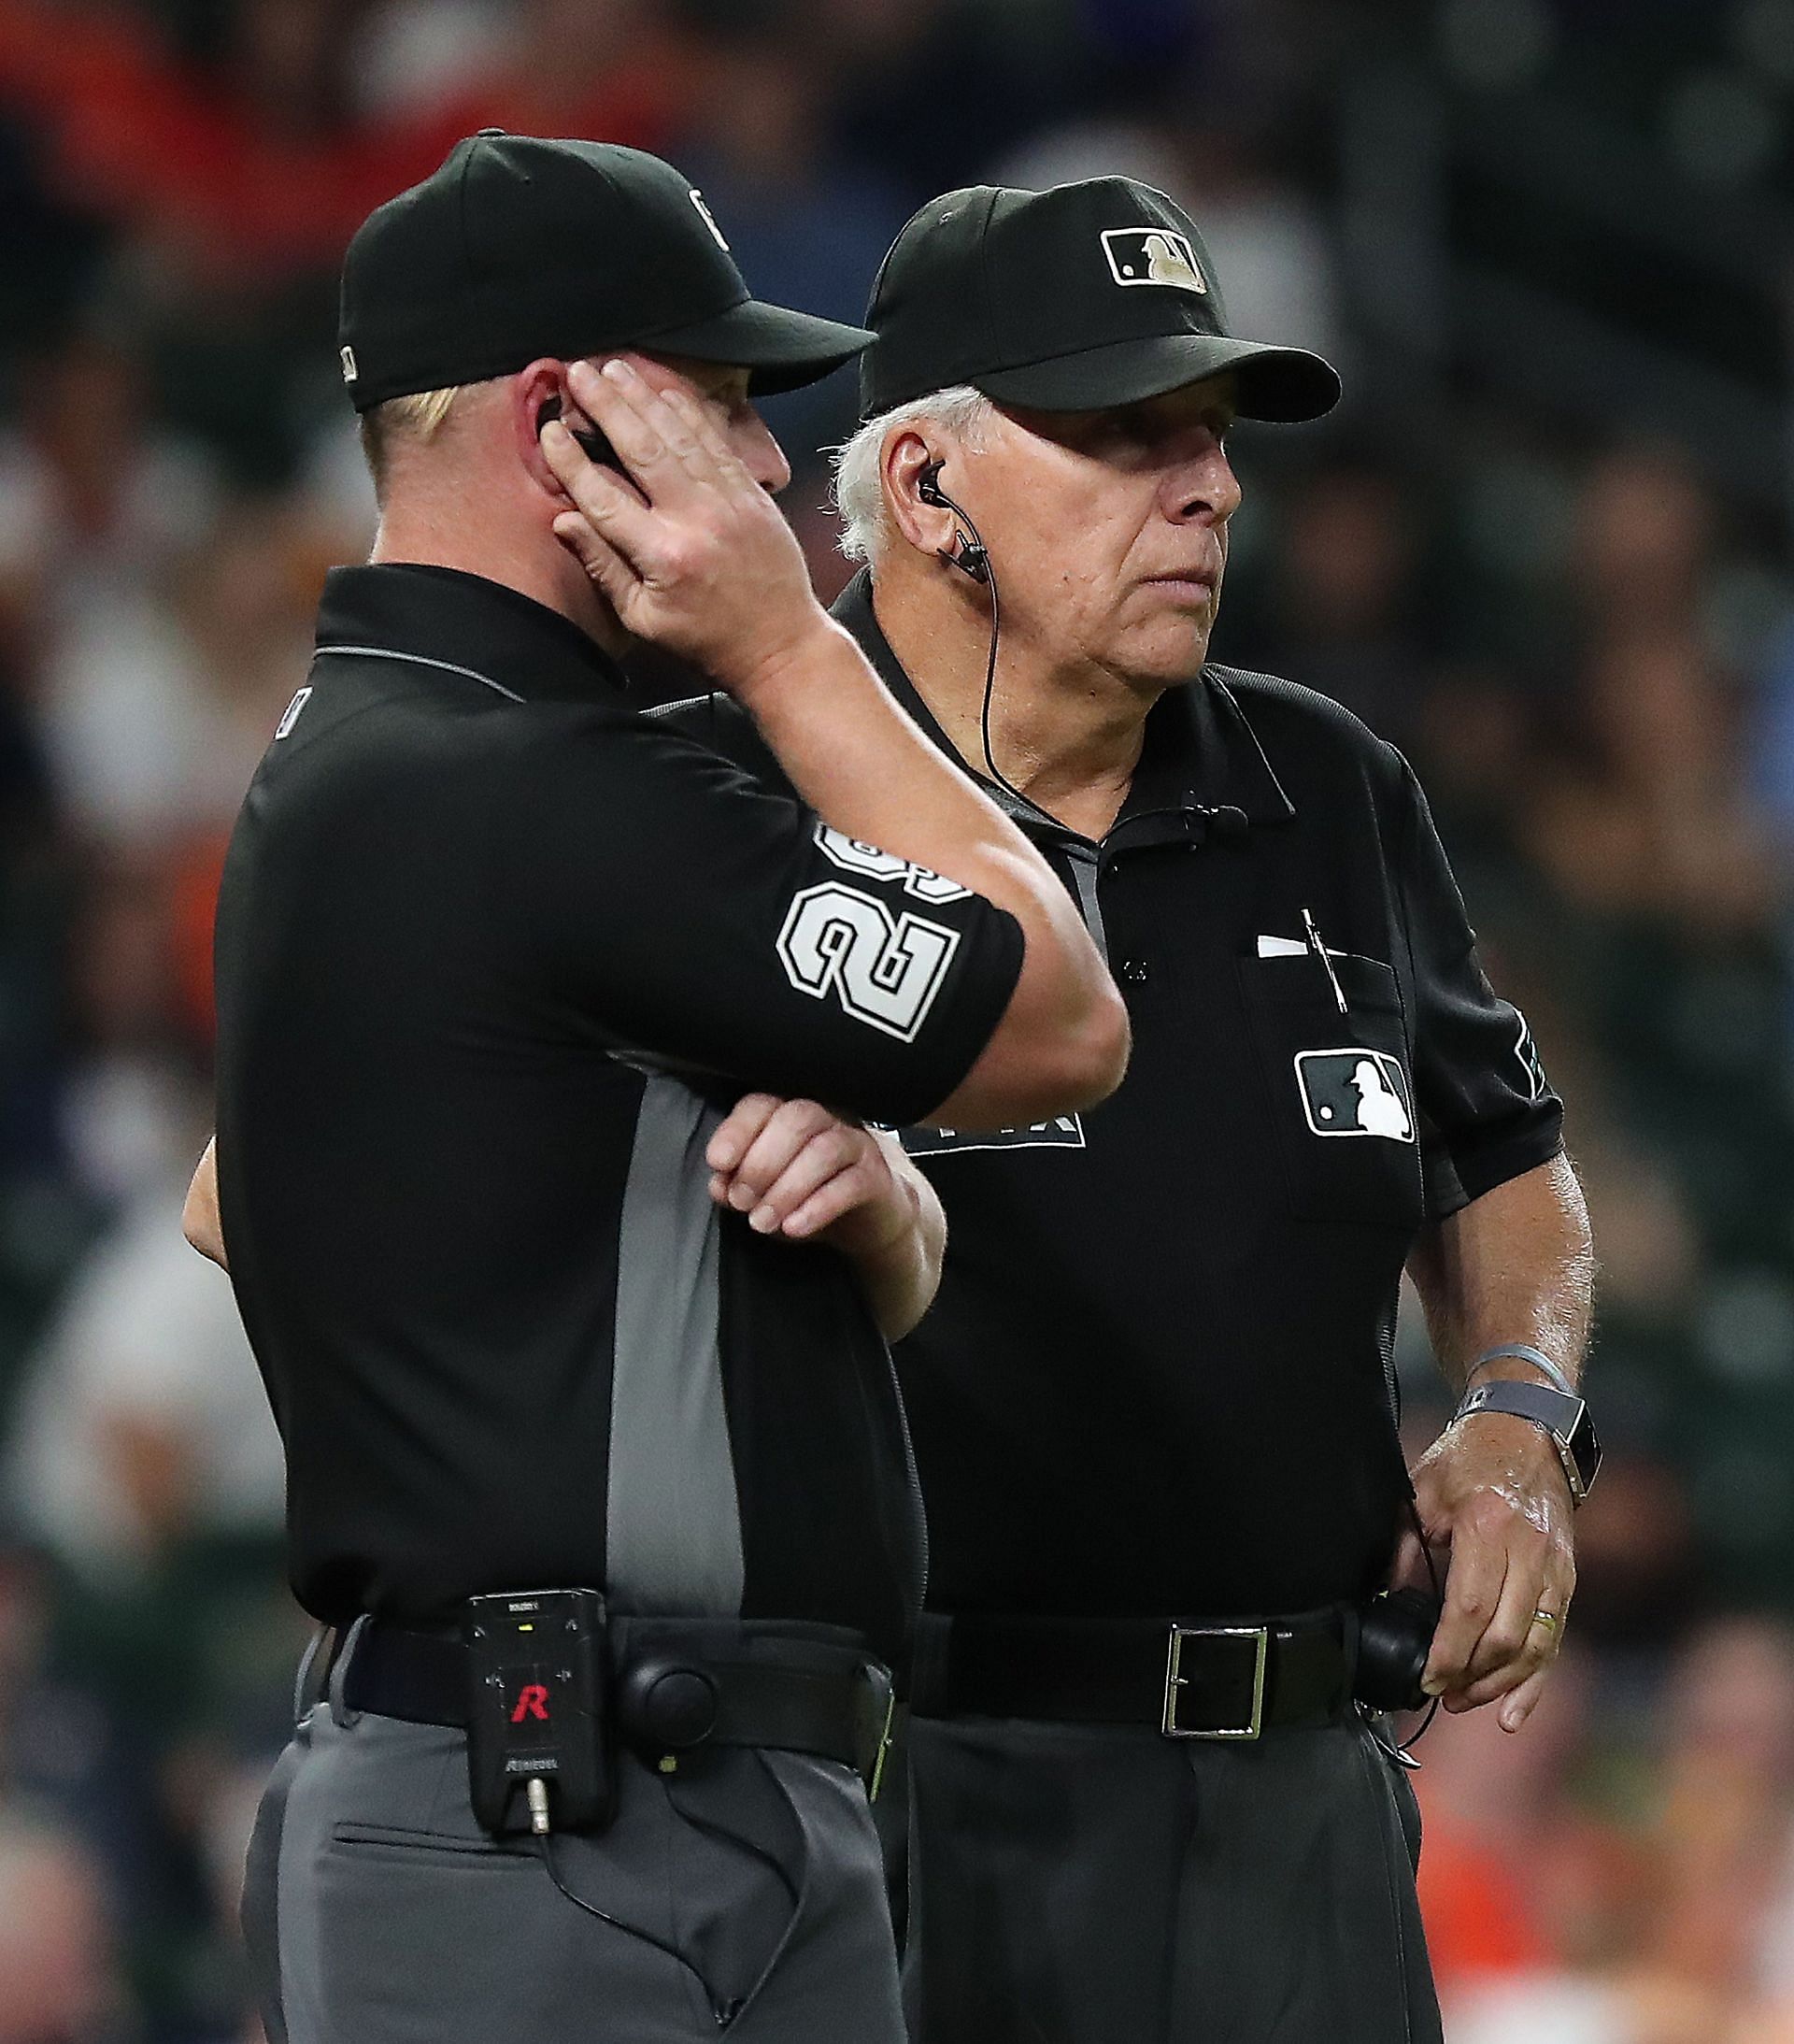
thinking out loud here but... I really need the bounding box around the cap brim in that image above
[974,331,1341,423]
[646,296,875,396]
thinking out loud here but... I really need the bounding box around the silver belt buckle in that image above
[1162,1624,1270,1740]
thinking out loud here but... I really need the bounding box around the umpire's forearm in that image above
[1405,1153,1593,1394]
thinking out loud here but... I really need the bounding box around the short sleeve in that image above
[503,714,1024,1127]
[1393,757,1564,1216]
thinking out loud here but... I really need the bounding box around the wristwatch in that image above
[1455,1379,1602,1506]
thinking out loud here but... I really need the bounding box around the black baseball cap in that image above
[861,178,1340,424]
[338,131,875,412]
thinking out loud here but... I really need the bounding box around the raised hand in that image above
[540,355,838,697]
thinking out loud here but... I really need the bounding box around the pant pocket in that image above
[241,1734,308,2044]
[1355,1722,1445,2044]
[705,1751,904,2042]
[1358,1718,1425,1871]
[312,1829,714,2043]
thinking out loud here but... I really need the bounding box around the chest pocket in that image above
[1237,949,1425,1230]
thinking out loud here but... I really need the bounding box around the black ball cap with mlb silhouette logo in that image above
[338,131,875,412]
[861,177,1342,423]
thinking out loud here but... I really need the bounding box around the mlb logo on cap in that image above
[1293,1051,1415,1143]
[1101,227,1207,293]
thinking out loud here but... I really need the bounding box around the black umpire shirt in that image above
[211,563,1024,1666]
[661,570,1565,1621]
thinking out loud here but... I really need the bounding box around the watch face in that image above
[1567,1403,1602,1499]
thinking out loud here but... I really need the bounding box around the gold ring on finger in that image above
[1531,1608,1560,1636]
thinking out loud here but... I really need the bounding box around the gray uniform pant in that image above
[900,1712,1444,2044]
[241,1704,904,2042]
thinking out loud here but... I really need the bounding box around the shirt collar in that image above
[316,564,629,704]
[830,568,1294,847]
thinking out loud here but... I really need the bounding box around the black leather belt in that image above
[911,1607,1356,1738]
[340,1615,897,1794]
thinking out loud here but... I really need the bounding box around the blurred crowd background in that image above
[0,0,1791,2037]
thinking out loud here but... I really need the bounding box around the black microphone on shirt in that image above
[1188,802,1249,841]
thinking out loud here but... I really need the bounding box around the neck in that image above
[870,564,1155,840]
[370,498,627,659]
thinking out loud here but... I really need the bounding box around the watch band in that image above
[1455,1378,1601,1504]
[1467,1343,1577,1400]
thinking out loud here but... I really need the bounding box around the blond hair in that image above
[358,384,466,496]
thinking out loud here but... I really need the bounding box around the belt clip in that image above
[1162,1624,1270,1740]
[327,1613,371,1730]
[865,1676,898,1803]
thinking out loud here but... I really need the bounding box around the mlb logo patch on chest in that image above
[1294,1050,1414,1143]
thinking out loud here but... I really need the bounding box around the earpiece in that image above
[918,459,990,585]
[536,393,620,472]
[916,454,1020,804]
[945,534,990,584]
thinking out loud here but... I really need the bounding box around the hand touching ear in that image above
[544,358,830,699]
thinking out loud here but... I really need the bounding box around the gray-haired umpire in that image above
[659,178,1599,2044]
[202,137,1125,2044]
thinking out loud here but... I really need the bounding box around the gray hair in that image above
[830,387,992,564]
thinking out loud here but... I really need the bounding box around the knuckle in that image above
[807,1136,847,1176]
[1488,1622,1528,1663]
